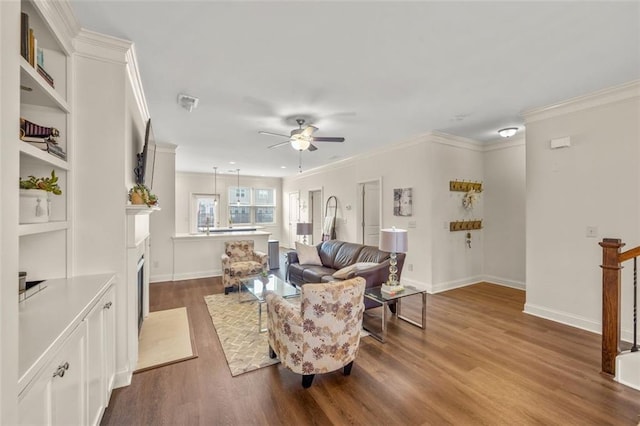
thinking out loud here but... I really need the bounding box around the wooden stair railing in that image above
[600,238,639,376]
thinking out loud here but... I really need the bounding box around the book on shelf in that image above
[37,47,44,68]
[20,13,29,61]
[21,135,57,144]
[36,65,54,88]
[21,139,66,161]
[28,29,35,67]
[46,144,66,160]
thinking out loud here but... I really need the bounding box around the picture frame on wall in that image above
[394,187,412,216]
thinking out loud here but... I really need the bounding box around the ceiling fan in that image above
[259,118,345,151]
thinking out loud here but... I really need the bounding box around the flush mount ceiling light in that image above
[177,93,199,112]
[498,127,518,138]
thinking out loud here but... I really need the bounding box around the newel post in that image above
[600,238,624,376]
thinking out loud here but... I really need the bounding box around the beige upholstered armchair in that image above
[221,240,269,294]
[265,277,366,388]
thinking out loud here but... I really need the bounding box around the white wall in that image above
[483,138,526,289]
[149,143,176,283]
[524,82,640,337]
[429,134,485,291]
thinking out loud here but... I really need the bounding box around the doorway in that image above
[288,191,300,248]
[358,179,381,246]
[309,189,322,245]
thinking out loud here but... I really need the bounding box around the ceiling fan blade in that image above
[301,125,318,138]
[267,141,290,149]
[311,136,345,142]
[308,144,318,152]
[259,131,290,138]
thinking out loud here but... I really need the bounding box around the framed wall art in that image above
[394,187,412,216]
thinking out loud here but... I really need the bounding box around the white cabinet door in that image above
[86,285,116,426]
[19,323,86,426]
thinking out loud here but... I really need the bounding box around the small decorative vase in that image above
[130,191,145,205]
[19,189,50,223]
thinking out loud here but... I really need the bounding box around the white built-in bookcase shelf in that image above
[18,0,73,287]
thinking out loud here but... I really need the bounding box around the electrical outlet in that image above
[153,261,159,268]
[408,221,417,228]
[408,264,413,272]
[586,226,598,238]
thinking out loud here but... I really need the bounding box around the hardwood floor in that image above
[101,279,640,425]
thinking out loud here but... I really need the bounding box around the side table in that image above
[363,285,427,343]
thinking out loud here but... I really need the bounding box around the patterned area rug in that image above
[204,293,282,376]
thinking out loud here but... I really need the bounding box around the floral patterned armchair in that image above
[221,240,269,294]
[265,277,366,388]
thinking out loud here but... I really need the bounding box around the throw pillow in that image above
[295,242,322,266]
[332,262,379,279]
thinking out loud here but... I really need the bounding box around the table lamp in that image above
[296,222,313,244]
[379,227,408,294]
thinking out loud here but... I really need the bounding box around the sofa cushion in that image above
[357,246,391,263]
[332,242,365,270]
[332,262,380,279]
[295,242,322,265]
[318,240,345,268]
[302,265,337,283]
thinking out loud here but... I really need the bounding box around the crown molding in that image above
[74,29,132,64]
[482,135,526,152]
[154,143,178,154]
[125,44,150,122]
[32,0,79,55]
[429,131,484,151]
[523,80,640,124]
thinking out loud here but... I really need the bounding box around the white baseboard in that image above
[172,269,220,281]
[113,370,132,389]
[523,302,601,334]
[150,273,173,283]
[482,275,525,291]
[401,277,429,292]
[616,351,640,391]
[430,275,485,294]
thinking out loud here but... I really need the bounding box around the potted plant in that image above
[19,170,62,223]
[128,183,158,207]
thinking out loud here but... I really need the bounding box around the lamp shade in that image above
[379,228,408,253]
[296,222,313,236]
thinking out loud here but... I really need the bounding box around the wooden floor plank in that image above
[101,280,640,426]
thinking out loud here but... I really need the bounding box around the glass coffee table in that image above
[240,274,300,332]
[363,285,427,342]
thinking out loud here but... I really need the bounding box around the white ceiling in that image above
[70,1,640,177]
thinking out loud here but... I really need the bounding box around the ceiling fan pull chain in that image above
[299,151,303,173]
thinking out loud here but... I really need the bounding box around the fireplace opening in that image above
[137,255,144,334]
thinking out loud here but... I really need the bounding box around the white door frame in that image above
[357,178,383,245]
[288,191,300,248]
[308,187,323,245]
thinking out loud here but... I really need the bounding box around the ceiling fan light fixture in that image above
[291,138,310,151]
[498,127,518,138]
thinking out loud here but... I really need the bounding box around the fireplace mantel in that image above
[124,204,159,382]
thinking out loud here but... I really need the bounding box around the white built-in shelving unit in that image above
[18,0,73,283]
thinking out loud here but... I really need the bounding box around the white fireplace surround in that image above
[124,205,159,382]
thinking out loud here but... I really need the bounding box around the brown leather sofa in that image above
[286,239,406,310]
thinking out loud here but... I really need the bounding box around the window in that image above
[191,193,219,232]
[228,187,276,225]
[253,188,276,225]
